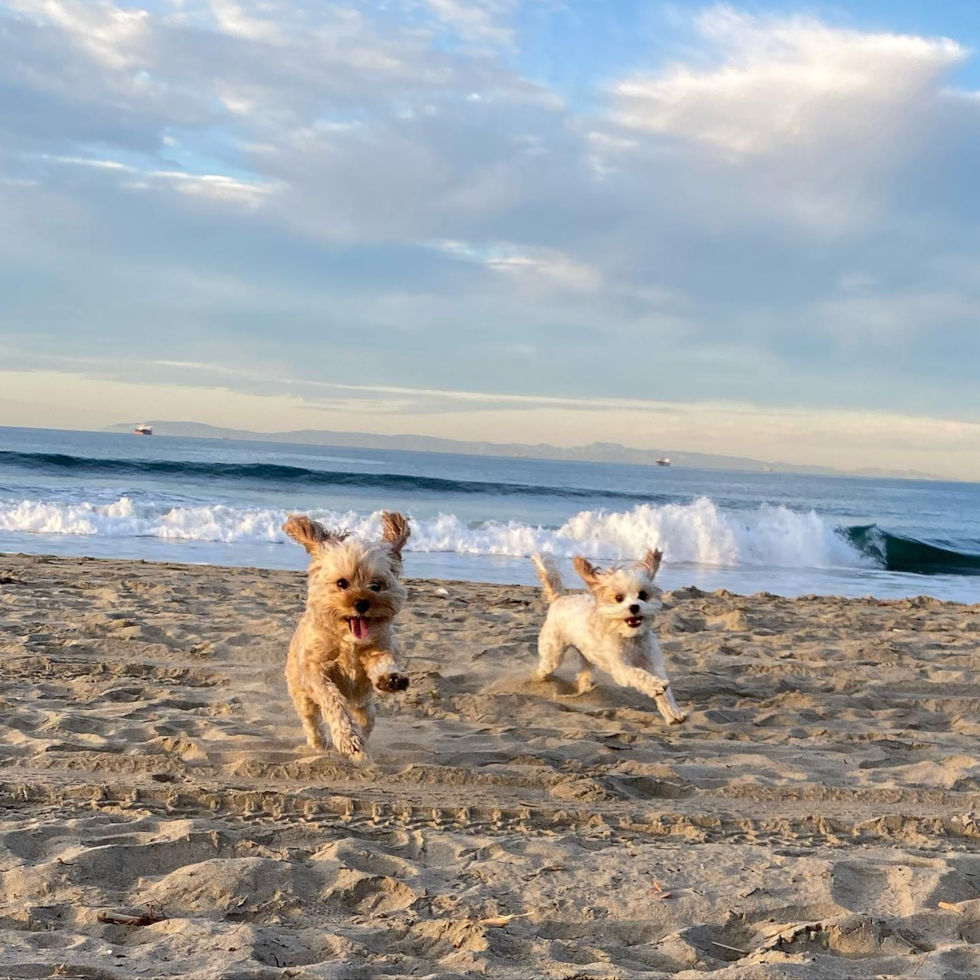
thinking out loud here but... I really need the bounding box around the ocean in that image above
[0,426,977,602]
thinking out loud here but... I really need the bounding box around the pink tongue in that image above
[350,617,369,639]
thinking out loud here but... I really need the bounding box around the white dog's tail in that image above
[531,553,564,604]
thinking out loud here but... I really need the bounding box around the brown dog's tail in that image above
[531,553,564,604]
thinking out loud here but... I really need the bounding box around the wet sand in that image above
[2,552,980,978]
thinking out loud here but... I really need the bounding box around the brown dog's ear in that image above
[381,511,411,564]
[572,555,603,589]
[282,515,348,555]
[640,548,663,576]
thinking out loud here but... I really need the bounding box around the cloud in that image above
[138,170,281,206]
[4,365,980,478]
[434,240,603,293]
[817,287,980,345]
[425,0,517,48]
[204,0,285,44]
[6,0,150,69]
[611,7,966,157]
[2,0,980,473]
[40,154,135,172]
[602,7,980,243]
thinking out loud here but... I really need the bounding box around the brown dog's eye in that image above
[638,591,648,601]
[336,578,349,590]
[615,594,625,603]
[369,581,382,592]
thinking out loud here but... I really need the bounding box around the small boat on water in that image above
[655,457,670,467]
[134,423,153,436]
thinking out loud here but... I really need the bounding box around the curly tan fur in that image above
[380,511,411,567]
[282,515,350,554]
[283,511,411,761]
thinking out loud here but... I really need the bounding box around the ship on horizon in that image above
[655,457,670,467]
[133,423,153,436]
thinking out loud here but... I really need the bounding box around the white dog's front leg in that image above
[643,638,687,725]
[608,662,668,698]
[654,686,687,725]
[611,662,685,723]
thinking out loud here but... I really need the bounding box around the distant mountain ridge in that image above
[104,420,941,481]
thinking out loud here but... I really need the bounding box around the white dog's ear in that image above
[282,515,349,555]
[381,511,411,564]
[572,555,603,589]
[640,548,663,576]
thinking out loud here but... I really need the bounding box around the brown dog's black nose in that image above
[629,604,640,614]
[354,598,370,614]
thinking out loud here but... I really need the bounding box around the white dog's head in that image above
[572,549,663,638]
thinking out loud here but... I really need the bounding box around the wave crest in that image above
[0,494,880,570]
[0,450,663,503]
[843,524,980,575]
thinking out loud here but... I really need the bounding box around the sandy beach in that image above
[2,553,980,978]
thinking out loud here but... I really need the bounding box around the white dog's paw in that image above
[657,694,687,725]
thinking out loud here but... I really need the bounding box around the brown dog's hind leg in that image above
[350,699,377,740]
[288,680,327,750]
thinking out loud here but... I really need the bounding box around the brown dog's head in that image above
[283,511,410,645]
[572,548,663,638]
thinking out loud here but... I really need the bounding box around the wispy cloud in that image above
[611,7,966,157]
[2,1,980,475]
[425,0,517,48]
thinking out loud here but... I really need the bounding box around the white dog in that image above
[530,550,686,724]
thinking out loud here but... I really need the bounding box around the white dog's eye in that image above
[369,581,382,592]
[336,578,349,590]
[615,593,624,603]
[638,590,648,601]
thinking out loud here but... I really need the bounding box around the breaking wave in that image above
[0,494,906,571]
[842,525,980,576]
[4,493,976,574]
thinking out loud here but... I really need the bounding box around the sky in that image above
[1,0,980,479]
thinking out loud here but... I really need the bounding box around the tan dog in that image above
[283,512,411,761]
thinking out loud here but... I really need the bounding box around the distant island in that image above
[104,420,940,481]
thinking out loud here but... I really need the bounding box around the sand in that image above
[1,553,980,979]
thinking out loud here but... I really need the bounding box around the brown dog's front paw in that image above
[337,729,366,760]
[376,672,410,693]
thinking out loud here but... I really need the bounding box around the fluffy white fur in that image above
[530,550,686,725]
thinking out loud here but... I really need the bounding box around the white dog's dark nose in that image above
[629,603,640,614]
[354,598,370,614]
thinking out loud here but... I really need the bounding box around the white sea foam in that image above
[0,495,872,570]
